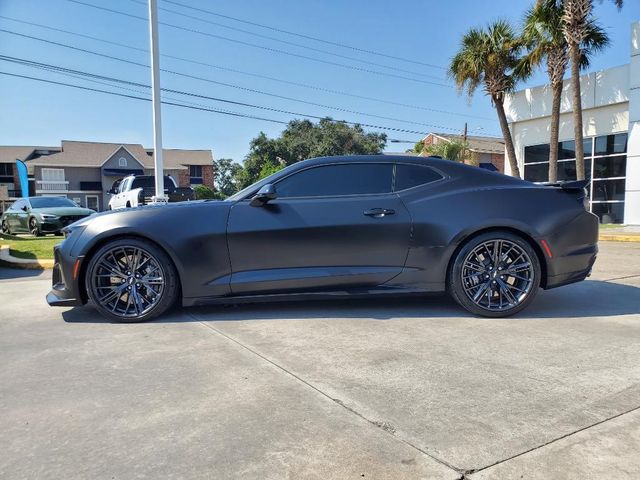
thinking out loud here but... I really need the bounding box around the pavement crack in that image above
[601,273,640,282]
[469,403,640,476]
[189,313,463,476]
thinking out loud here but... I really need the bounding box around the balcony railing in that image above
[36,180,69,192]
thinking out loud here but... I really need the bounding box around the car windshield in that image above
[30,197,77,208]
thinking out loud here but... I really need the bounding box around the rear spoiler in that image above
[535,179,589,192]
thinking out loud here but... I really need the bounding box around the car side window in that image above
[12,199,25,211]
[275,163,393,198]
[394,164,443,191]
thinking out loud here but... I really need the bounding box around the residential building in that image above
[418,133,505,172]
[0,140,214,211]
[505,21,639,225]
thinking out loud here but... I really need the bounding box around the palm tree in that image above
[519,0,608,182]
[563,0,623,180]
[423,138,478,165]
[450,21,524,177]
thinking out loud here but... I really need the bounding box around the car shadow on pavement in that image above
[61,279,640,324]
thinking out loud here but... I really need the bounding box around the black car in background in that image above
[1,197,95,236]
[47,155,598,322]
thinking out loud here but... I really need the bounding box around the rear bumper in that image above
[544,211,599,289]
[46,245,85,307]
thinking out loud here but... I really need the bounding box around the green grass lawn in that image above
[0,233,61,260]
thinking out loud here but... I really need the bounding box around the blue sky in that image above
[0,0,637,162]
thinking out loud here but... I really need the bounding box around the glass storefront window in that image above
[594,133,628,156]
[593,156,626,179]
[524,144,550,164]
[591,202,625,224]
[523,133,627,224]
[592,179,626,202]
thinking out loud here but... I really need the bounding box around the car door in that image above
[226,162,411,295]
[3,201,18,231]
[10,199,28,232]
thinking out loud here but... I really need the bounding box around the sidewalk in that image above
[599,225,640,242]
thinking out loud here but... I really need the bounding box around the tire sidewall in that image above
[86,237,179,323]
[448,231,541,318]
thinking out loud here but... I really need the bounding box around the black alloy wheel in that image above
[448,231,541,317]
[86,238,179,322]
[29,217,42,237]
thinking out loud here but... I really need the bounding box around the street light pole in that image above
[148,0,165,202]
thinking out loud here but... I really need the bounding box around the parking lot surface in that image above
[1,241,639,479]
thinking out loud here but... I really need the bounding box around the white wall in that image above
[625,21,640,225]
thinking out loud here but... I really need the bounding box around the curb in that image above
[0,245,54,269]
[599,234,640,243]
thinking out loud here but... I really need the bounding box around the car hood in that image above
[32,207,95,217]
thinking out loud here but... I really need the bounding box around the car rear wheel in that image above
[86,238,179,322]
[1,219,10,235]
[448,231,541,317]
[29,217,42,237]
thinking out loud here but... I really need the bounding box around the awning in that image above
[478,162,498,172]
[103,168,144,176]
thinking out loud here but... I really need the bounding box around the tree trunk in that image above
[569,43,585,180]
[494,96,520,178]
[548,80,563,183]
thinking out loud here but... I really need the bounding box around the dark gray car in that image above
[47,155,598,322]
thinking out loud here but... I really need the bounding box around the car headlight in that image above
[40,213,59,220]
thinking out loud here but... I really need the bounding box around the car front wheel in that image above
[86,238,179,322]
[1,219,10,235]
[29,217,42,237]
[448,231,541,317]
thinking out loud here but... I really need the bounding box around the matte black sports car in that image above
[47,155,598,322]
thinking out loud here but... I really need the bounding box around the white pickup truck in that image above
[107,175,195,210]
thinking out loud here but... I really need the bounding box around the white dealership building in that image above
[505,21,639,225]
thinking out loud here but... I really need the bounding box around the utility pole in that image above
[463,122,468,142]
[148,0,165,203]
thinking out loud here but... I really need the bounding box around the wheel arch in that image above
[77,233,184,304]
[445,226,548,289]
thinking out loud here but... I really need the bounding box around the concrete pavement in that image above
[1,241,639,479]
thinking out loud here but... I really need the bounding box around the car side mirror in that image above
[107,189,115,195]
[21,205,28,212]
[250,184,277,207]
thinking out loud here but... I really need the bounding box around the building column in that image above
[625,21,640,225]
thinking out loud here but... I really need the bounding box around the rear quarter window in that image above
[394,164,443,191]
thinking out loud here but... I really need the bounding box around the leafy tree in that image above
[238,118,387,187]
[193,184,224,200]
[519,0,608,182]
[424,139,478,165]
[450,20,524,177]
[213,158,242,197]
[563,0,622,179]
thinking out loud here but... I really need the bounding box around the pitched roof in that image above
[21,140,213,169]
[0,146,37,163]
[425,133,505,155]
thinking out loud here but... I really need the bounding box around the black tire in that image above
[1,219,11,235]
[29,217,42,237]
[448,231,541,318]
[85,237,180,323]
[54,231,64,236]
[125,202,131,208]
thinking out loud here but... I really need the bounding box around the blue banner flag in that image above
[15,159,29,198]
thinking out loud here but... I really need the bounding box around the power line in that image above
[0,62,434,135]
[0,15,494,121]
[67,0,451,88]
[123,0,446,82]
[0,70,289,124]
[0,30,477,133]
[159,0,446,70]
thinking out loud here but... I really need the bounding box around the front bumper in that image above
[46,245,85,307]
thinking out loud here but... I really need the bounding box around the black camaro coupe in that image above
[47,155,598,322]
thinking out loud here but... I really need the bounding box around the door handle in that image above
[363,208,395,218]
